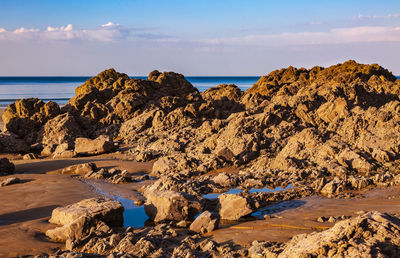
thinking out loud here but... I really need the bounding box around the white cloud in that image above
[355,14,400,20]
[0,22,132,42]
[47,24,73,32]
[198,26,400,46]
[102,22,119,28]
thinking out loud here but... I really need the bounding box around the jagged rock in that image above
[0,158,15,176]
[52,143,76,158]
[275,212,400,257]
[189,211,219,234]
[143,189,202,222]
[2,98,60,140]
[46,214,112,243]
[218,194,253,220]
[0,132,29,153]
[0,177,20,187]
[39,113,84,149]
[74,135,113,156]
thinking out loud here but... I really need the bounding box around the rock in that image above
[22,153,38,160]
[176,220,190,228]
[189,211,219,234]
[276,212,400,257]
[52,143,76,158]
[60,163,97,175]
[39,113,84,149]
[0,158,15,176]
[218,194,253,220]
[2,98,60,139]
[0,132,29,153]
[46,215,112,243]
[143,189,202,222]
[74,135,113,156]
[0,177,20,187]
[48,198,124,228]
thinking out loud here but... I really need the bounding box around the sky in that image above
[0,0,399,76]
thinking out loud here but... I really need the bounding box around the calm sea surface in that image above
[0,76,399,107]
[0,76,260,107]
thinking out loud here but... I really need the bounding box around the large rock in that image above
[0,132,29,153]
[143,189,202,222]
[46,198,123,242]
[218,194,253,220]
[74,135,113,156]
[2,98,60,139]
[277,212,400,257]
[189,211,219,234]
[39,113,84,148]
[48,198,124,227]
[0,158,15,176]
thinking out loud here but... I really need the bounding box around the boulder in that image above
[0,132,29,153]
[218,194,253,220]
[74,135,113,156]
[0,158,15,176]
[60,163,97,175]
[46,215,112,243]
[143,189,202,222]
[189,211,219,234]
[39,113,84,148]
[48,198,124,228]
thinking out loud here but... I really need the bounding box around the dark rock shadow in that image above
[0,205,59,226]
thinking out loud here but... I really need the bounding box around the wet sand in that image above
[210,186,400,246]
[0,155,153,257]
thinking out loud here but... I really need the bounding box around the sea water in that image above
[0,76,260,107]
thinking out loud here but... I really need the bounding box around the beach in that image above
[1,62,400,256]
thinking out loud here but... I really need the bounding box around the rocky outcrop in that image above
[250,211,400,257]
[143,189,202,222]
[0,132,29,153]
[46,198,124,242]
[0,158,15,176]
[2,98,60,142]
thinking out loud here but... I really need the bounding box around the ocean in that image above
[0,76,260,107]
[0,76,399,107]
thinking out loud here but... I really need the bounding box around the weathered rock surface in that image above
[49,198,123,227]
[46,197,124,243]
[144,189,202,222]
[189,211,219,234]
[218,193,253,220]
[60,163,97,175]
[0,158,15,176]
[250,211,400,257]
[74,135,113,156]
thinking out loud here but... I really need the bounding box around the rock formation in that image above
[0,158,15,176]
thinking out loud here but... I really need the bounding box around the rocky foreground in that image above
[1,60,400,257]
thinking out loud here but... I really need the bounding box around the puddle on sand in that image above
[86,181,150,228]
[252,199,306,217]
[202,184,293,199]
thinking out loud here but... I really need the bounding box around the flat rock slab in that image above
[49,197,124,228]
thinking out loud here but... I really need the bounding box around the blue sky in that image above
[0,0,399,75]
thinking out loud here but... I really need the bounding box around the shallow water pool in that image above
[86,181,149,227]
[201,184,293,199]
